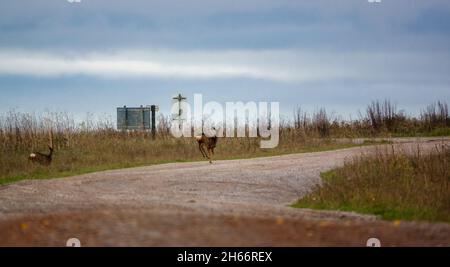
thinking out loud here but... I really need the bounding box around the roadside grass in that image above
[392,127,450,138]
[1,99,449,186]
[294,144,450,223]
[0,137,381,186]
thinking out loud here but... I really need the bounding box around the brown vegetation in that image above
[0,100,449,185]
[295,143,450,222]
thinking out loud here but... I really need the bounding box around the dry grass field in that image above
[295,143,450,223]
[1,100,448,186]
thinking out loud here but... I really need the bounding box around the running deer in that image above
[195,128,218,164]
[29,128,54,166]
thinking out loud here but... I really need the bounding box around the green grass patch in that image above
[293,147,450,223]
[391,127,450,138]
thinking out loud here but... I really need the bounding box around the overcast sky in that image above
[1,0,449,121]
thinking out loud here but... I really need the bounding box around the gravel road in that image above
[0,138,449,246]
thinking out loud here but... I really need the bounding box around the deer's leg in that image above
[199,143,208,158]
[207,147,213,164]
[204,146,210,159]
[198,143,205,158]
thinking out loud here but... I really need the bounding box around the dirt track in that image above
[0,138,449,247]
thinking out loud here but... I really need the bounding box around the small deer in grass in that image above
[195,127,218,164]
[29,128,54,166]
[28,146,54,166]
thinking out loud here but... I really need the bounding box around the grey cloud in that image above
[1,0,450,51]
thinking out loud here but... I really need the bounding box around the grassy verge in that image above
[392,127,450,138]
[0,138,386,186]
[294,144,450,223]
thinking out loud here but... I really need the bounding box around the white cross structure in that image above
[172,94,187,129]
